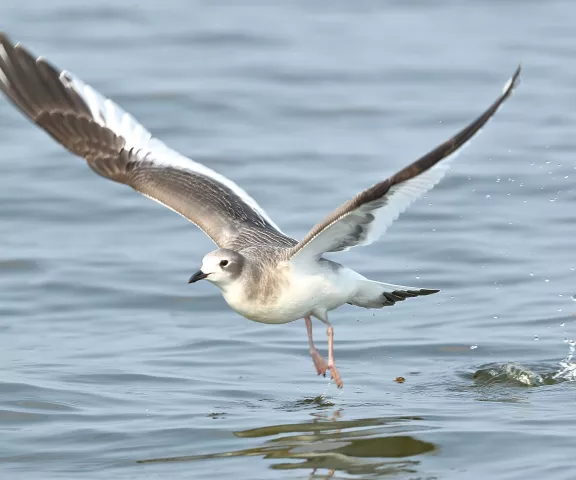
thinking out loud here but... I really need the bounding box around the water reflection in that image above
[139,408,436,478]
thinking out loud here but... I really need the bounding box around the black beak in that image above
[188,270,209,284]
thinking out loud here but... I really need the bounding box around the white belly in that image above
[222,261,362,324]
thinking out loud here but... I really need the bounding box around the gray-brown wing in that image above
[0,33,294,248]
[289,66,521,262]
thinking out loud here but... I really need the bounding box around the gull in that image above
[0,33,520,388]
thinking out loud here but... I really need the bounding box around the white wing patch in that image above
[358,158,453,247]
[293,156,454,261]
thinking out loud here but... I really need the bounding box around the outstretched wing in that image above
[0,33,294,249]
[289,66,521,261]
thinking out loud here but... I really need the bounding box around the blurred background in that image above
[1,1,575,479]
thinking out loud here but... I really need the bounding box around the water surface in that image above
[1,1,576,479]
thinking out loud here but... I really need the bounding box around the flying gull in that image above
[0,33,520,388]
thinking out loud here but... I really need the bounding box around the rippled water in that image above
[1,1,576,479]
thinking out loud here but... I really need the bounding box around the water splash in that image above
[473,363,546,387]
[473,339,576,387]
[553,340,576,381]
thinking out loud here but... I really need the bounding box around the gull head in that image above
[188,249,245,288]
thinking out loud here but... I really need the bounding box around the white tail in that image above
[350,279,439,309]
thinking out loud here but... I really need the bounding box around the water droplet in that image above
[534,334,540,341]
[561,323,566,327]
[493,316,499,319]
[545,279,550,283]
[415,276,420,280]
[529,272,534,277]
[572,295,576,302]
[485,194,491,199]
[470,345,478,350]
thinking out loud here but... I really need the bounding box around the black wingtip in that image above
[0,32,10,45]
[419,288,440,295]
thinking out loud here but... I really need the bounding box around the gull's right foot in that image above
[311,349,329,376]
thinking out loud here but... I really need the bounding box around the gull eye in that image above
[219,260,229,267]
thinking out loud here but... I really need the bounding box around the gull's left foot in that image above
[328,363,343,388]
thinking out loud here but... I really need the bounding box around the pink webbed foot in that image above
[311,349,329,376]
[328,363,343,389]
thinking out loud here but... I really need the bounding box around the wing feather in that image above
[290,66,521,261]
[0,33,291,248]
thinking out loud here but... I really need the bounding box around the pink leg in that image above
[326,324,343,388]
[305,316,328,376]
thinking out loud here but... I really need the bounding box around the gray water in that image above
[1,1,576,479]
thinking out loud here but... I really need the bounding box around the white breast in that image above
[222,261,361,324]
